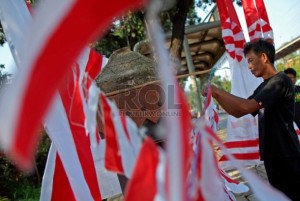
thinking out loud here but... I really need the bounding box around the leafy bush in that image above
[0,131,50,200]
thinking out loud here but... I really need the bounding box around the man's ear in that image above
[261,53,268,63]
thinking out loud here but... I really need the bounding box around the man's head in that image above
[284,67,297,84]
[243,39,275,78]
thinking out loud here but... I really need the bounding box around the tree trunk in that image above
[170,0,193,69]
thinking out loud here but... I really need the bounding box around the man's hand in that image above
[201,84,217,97]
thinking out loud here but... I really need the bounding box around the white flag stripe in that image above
[126,117,142,156]
[147,9,184,201]
[154,149,167,201]
[200,131,226,201]
[248,22,259,32]
[92,140,122,199]
[0,0,31,67]
[40,145,57,201]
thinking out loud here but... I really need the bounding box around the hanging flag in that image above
[0,0,147,170]
[192,121,226,201]
[100,94,142,178]
[242,0,274,42]
[294,123,300,141]
[217,0,262,168]
[191,90,249,201]
[255,0,273,40]
[217,0,245,62]
[242,0,263,41]
[41,48,123,201]
[124,138,166,201]
[100,94,125,174]
[203,86,219,132]
[41,140,122,201]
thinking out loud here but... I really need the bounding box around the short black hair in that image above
[243,39,275,64]
[284,67,297,77]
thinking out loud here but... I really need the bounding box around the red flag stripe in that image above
[217,0,245,62]
[124,138,160,201]
[100,94,124,174]
[242,0,262,41]
[223,139,259,148]
[52,151,76,201]
[255,0,273,37]
[219,152,260,161]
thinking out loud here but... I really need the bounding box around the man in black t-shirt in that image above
[284,67,300,129]
[202,39,300,200]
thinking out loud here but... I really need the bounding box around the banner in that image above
[217,0,262,167]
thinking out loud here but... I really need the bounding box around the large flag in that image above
[242,0,274,42]
[0,0,147,170]
[217,0,262,167]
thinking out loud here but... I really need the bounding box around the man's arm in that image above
[210,85,261,118]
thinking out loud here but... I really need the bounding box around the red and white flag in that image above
[190,121,226,201]
[217,0,245,62]
[242,0,274,42]
[124,137,166,201]
[100,94,142,178]
[217,0,262,168]
[203,86,219,132]
[41,50,120,200]
[294,123,300,141]
[0,0,147,170]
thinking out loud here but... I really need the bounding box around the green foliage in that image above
[0,132,50,200]
[92,0,213,56]
[212,75,231,92]
[92,28,128,57]
[0,22,5,46]
[0,65,12,89]
[276,53,300,81]
[186,82,199,111]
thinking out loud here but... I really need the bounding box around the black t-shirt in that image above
[294,85,300,128]
[248,72,300,160]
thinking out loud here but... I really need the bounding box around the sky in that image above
[1,0,300,75]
